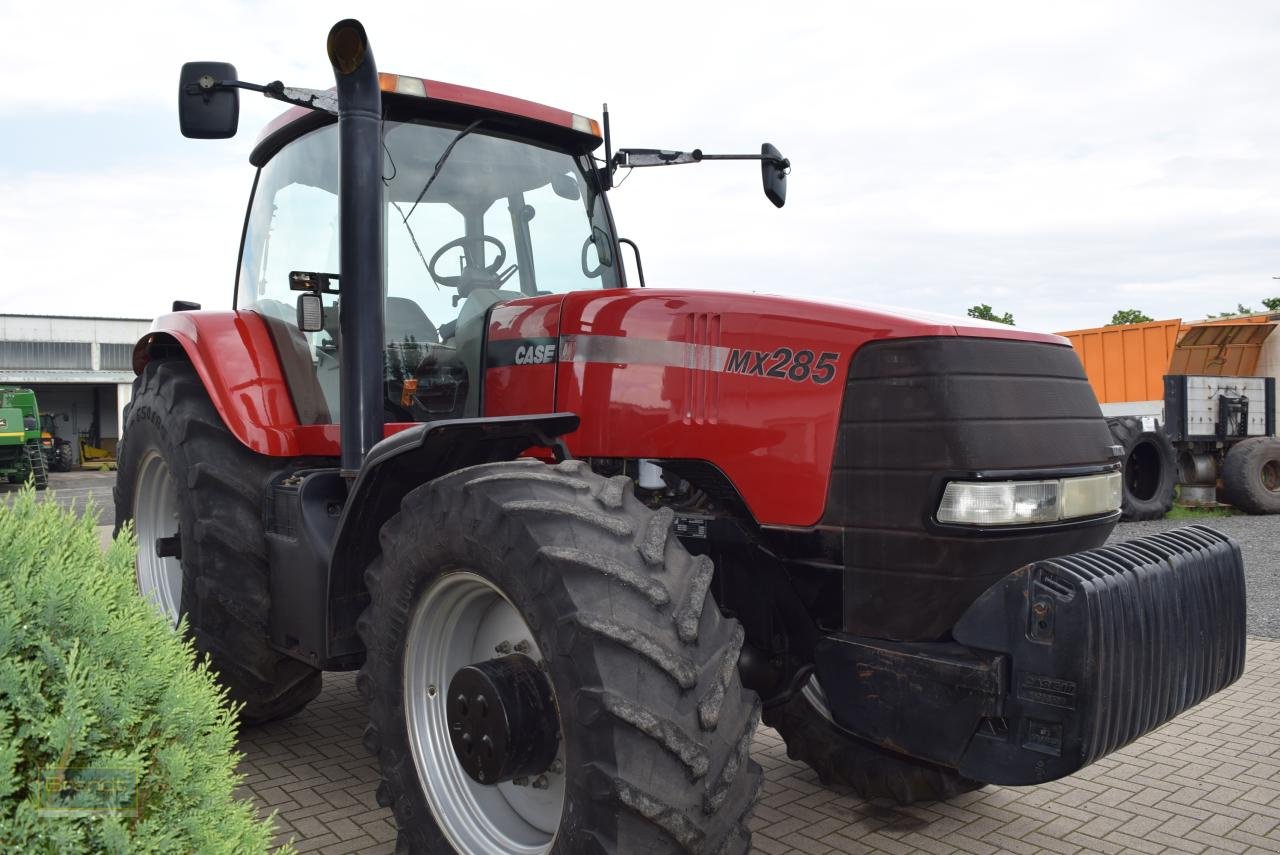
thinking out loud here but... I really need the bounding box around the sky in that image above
[1,0,1278,334]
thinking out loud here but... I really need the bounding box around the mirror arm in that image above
[183,78,339,115]
[692,151,791,170]
[613,148,790,171]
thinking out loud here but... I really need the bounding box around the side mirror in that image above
[761,143,787,208]
[179,62,240,139]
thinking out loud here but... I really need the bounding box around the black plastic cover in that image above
[178,62,239,139]
[825,336,1119,640]
[952,524,1246,785]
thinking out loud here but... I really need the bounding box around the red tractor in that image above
[117,20,1247,854]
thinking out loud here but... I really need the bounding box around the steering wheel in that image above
[428,236,507,290]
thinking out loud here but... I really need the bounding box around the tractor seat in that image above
[385,296,439,345]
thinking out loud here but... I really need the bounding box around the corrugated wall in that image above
[1058,314,1279,405]
[1057,319,1183,403]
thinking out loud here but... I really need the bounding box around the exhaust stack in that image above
[327,19,385,477]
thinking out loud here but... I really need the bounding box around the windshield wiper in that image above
[394,119,483,285]
[403,119,482,221]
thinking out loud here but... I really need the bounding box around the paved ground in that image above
[237,639,1280,854]
[0,469,117,528]
[29,470,1276,852]
[231,513,1280,855]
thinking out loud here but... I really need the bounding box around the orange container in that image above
[1057,315,1278,405]
[1057,319,1183,404]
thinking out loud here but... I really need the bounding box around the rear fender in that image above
[134,310,309,455]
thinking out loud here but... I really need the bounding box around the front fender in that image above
[323,413,579,663]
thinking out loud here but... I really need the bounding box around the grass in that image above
[1164,504,1242,520]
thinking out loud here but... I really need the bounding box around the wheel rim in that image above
[403,571,564,854]
[1126,441,1160,501]
[1263,459,1280,493]
[133,450,182,626]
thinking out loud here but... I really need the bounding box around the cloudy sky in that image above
[2,0,1278,333]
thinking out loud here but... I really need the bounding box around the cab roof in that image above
[250,72,602,167]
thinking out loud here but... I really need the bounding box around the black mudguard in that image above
[267,413,579,669]
[813,524,1246,786]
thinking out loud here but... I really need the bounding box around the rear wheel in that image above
[1107,417,1176,521]
[764,676,982,804]
[359,458,762,854]
[114,359,322,724]
[53,442,75,472]
[1222,437,1280,514]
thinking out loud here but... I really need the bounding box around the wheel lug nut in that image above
[514,639,531,653]
[494,640,512,654]
[512,776,529,787]
[532,775,550,789]
[549,759,564,774]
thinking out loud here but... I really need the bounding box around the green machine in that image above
[0,387,48,490]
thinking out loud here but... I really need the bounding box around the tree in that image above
[1263,296,1280,311]
[1109,309,1153,325]
[1207,303,1258,319]
[967,304,1014,325]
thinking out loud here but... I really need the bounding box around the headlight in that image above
[937,472,1121,527]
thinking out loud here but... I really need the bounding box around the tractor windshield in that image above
[237,121,618,425]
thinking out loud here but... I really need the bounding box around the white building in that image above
[0,314,152,460]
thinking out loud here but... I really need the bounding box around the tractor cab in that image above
[238,77,621,427]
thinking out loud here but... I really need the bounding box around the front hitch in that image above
[813,524,1246,786]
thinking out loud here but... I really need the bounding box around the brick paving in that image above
[237,637,1280,854]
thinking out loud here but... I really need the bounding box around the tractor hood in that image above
[483,287,1098,530]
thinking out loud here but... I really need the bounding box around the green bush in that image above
[0,487,282,853]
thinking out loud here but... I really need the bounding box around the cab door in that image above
[482,295,564,416]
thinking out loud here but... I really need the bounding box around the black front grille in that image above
[826,336,1118,640]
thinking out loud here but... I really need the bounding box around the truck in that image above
[1060,315,1280,517]
[0,387,48,490]
[114,20,1248,854]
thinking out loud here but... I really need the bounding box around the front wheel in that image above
[358,459,762,854]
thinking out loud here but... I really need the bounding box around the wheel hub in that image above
[447,653,559,785]
[1263,459,1279,493]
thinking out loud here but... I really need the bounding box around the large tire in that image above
[359,458,762,854]
[1107,416,1176,521]
[53,441,75,472]
[114,359,322,724]
[763,678,982,805]
[1222,436,1280,514]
